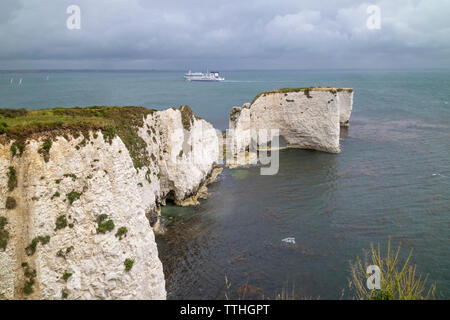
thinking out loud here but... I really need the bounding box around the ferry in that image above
[184,70,225,82]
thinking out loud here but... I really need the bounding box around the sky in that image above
[0,0,449,70]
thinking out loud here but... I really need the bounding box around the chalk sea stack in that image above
[227,87,354,166]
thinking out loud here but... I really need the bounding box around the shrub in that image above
[51,191,60,200]
[0,217,9,251]
[25,235,51,256]
[55,215,68,231]
[41,139,52,152]
[7,166,17,191]
[39,235,50,245]
[350,238,436,300]
[0,108,27,118]
[124,258,134,272]
[20,261,36,296]
[57,246,74,259]
[61,289,69,299]
[304,87,313,99]
[63,173,77,181]
[145,169,152,184]
[10,145,17,156]
[67,190,82,204]
[62,270,73,282]
[5,196,17,210]
[102,125,117,144]
[38,139,52,162]
[23,279,35,295]
[115,227,128,240]
[56,249,65,258]
[180,105,194,131]
[97,214,115,234]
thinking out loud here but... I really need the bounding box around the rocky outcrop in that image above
[227,88,353,164]
[0,106,220,300]
[155,107,221,206]
[337,89,354,127]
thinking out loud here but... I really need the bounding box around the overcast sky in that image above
[0,0,449,70]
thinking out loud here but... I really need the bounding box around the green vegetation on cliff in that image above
[250,87,353,105]
[124,258,134,272]
[0,216,9,251]
[25,235,51,256]
[5,196,17,210]
[0,106,157,170]
[96,214,115,234]
[7,166,17,191]
[179,105,194,131]
[350,239,437,300]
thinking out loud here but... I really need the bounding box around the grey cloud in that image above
[0,0,449,69]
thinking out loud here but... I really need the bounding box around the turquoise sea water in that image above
[1,70,449,299]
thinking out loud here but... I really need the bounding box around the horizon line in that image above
[1,67,449,72]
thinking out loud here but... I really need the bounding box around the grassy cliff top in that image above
[0,106,158,169]
[0,106,156,139]
[251,87,353,104]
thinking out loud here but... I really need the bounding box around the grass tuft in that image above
[55,215,68,231]
[25,235,51,256]
[38,139,52,162]
[5,196,17,210]
[0,216,9,251]
[96,214,115,234]
[67,190,82,205]
[350,238,437,300]
[7,166,17,191]
[62,270,73,282]
[124,258,134,272]
[115,227,128,240]
[179,105,194,131]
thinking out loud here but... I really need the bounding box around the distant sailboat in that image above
[9,78,13,84]
[18,78,23,85]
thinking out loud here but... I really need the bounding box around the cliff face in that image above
[228,88,353,162]
[0,106,220,300]
[337,90,354,127]
[155,107,221,206]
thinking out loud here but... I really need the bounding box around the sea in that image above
[1,69,449,299]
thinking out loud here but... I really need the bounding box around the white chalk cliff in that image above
[227,88,354,164]
[0,106,220,300]
[0,88,352,300]
[337,89,354,127]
